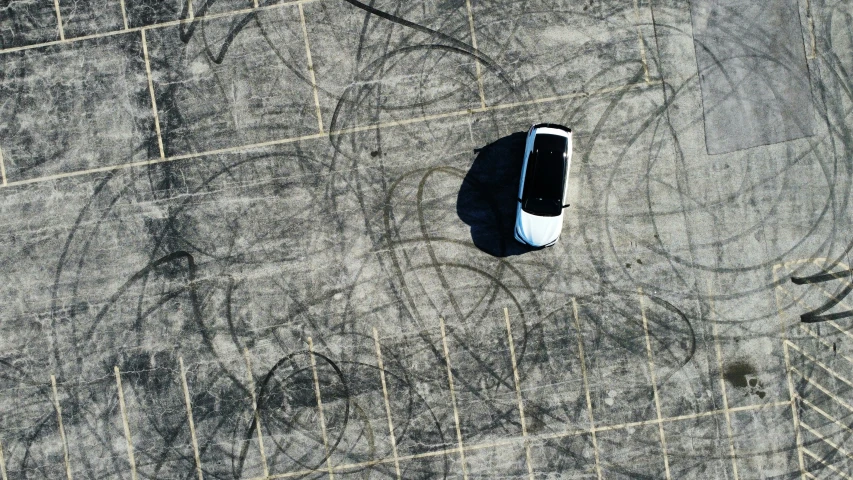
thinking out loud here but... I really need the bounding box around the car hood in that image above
[517,209,563,247]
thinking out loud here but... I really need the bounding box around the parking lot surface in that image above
[0,0,852,478]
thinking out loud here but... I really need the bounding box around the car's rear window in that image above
[533,133,567,153]
[522,135,566,216]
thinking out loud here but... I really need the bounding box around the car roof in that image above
[533,133,568,153]
[523,134,567,200]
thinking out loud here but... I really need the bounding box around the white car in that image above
[514,123,573,247]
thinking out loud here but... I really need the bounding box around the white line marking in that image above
[798,395,853,437]
[373,328,402,479]
[807,282,853,333]
[799,324,853,366]
[119,0,129,30]
[573,299,603,480]
[827,319,853,341]
[638,288,671,479]
[812,282,853,311]
[779,257,853,341]
[800,421,853,461]
[789,365,853,414]
[0,0,315,56]
[298,3,324,133]
[308,338,335,479]
[179,357,204,480]
[0,440,8,480]
[804,0,817,59]
[114,367,137,480]
[140,29,166,160]
[243,350,269,478]
[53,0,65,41]
[776,257,826,270]
[464,0,486,107]
[440,318,469,480]
[0,146,7,186]
[773,264,808,480]
[245,400,790,480]
[504,308,534,480]
[50,375,73,480]
[632,0,650,83]
[802,447,853,479]
[706,282,740,479]
[1,80,659,188]
[785,340,853,388]
[784,342,809,480]
[543,403,779,441]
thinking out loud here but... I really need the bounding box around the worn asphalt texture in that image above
[0,0,852,478]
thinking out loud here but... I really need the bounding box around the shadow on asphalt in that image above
[456,131,535,257]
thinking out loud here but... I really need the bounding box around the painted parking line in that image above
[440,318,469,480]
[308,338,335,479]
[114,367,138,480]
[1,80,659,188]
[179,357,205,480]
[373,327,402,479]
[504,308,535,480]
[50,375,73,480]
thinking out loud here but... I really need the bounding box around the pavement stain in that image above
[723,360,766,399]
[723,361,755,388]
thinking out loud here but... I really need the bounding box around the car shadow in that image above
[456,131,536,257]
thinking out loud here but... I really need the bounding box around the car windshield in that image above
[521,135,566,217]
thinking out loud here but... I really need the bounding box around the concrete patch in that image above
[690,0,814,154]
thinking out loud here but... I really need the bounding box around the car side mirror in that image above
[562,204,570,208]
